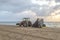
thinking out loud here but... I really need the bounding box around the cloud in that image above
[31,0,60,7]
[30,0,60,16]
[0,0,60,15]
[0,10,38,22]
[44,9,60,22]
[0,0,32,12]
[0,11,17,21]
[31,0,49,6]
[15,10,39,22]
[55,0,60,2]
[44,15,60,22]
[0,0,60,22]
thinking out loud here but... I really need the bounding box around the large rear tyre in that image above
[39,25,42,28]
[42,24,46,27]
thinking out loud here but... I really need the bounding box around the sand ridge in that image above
[0,25,60,40]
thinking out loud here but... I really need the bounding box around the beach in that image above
[0,25,60,40]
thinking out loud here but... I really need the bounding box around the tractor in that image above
[16,18,46,28]
[16,18,32,27]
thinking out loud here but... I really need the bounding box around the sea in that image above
[0,22,17,25]
[44,22,60,28]
[0,22,60,28]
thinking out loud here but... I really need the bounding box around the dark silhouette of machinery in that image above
[16,18,32,27]
[32,18,46,28]
[16,18,46,28]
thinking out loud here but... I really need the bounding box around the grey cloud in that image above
[0,0,60,16]
[30,5,51,16]
[55,0,60,2]
[46,0,60,2]
[49,5,60,14]
[0,0,32,12]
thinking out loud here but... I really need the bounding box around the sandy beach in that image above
[0,25,60,40]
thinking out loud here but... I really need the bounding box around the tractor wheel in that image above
[43,24,46,27]
[39,25,42,28]
[16,23,19,25]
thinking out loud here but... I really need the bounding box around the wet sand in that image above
[0,25,60,40]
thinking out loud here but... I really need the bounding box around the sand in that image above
[0,25,60,40]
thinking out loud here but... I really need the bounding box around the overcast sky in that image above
[0,0,60,22]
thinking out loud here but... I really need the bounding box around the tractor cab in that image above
[16,18,32,27]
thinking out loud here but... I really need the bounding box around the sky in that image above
[0,0,60,22]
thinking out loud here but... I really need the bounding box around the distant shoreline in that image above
[0,22,60,27]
